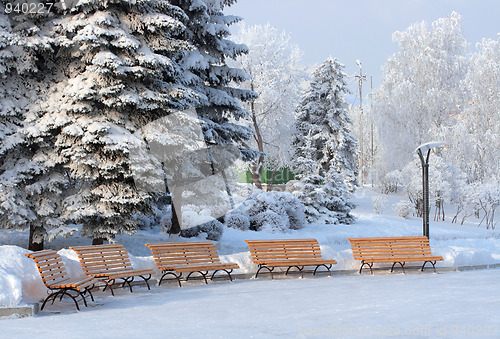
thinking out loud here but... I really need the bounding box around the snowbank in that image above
[0,246,46,305]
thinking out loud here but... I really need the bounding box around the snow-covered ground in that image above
[2,268,500,338]
[1,187,499,337]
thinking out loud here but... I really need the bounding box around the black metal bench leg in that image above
[41,291,60,310]
[391,262,405,273]
[256,265,273,279]
[421,261,437,273]
[359,261,373,275]
[210,269,234,282]
[46,289,82,311]
[140,275,152,290]
[285,266,304,278]
[85,286,95,302]
[159,271,182,287]
[186,271,209,284]
[79,290,88,308]
[121,277,134,292]
[313,264,332,276]
[102,279,115,296]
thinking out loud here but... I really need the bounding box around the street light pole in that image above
[416,141,444,239]
[355,60,366,185]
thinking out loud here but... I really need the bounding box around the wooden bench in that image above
[145,241,239,287]
[348,236,444,274]
[244,239,337,278]
[70,244,154,295]
[26,250,97,311]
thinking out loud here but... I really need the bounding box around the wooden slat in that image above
[145,242,239,273]
[26,250,99,293]
[70,244,154,280]
[348,236,444,264]
[244,239,336,270]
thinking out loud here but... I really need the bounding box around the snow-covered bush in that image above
[459,182,500,229]
[181,219,224,241]
[372,196,387,214]
[252,210,289,233]
[394,200,413,219]
[224,209,251,231]
[241,190,306,233]
[291,174,355,224]
[378,170,401,194]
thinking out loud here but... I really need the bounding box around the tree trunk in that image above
[250,154,264,189]
[249,82,264,189]
[170,186,182,234]
[92,238,105,245]
[28,224,44,251]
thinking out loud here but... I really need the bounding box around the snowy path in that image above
[3,268,500,338]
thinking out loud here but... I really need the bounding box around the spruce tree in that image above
[292,58,358,224]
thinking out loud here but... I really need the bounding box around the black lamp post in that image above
[416,142,444,239]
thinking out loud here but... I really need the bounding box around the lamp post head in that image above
[415,141,445,154]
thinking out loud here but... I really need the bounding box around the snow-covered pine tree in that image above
[10,0,201,244]
[164,0,258,233]
[291,58,358,224]
[0,12,34,241]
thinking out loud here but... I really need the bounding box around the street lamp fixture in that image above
[416,141,444,238]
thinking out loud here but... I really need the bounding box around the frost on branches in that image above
[229,23,306,188]
[291,58,357,224]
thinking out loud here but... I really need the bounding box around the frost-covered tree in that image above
[374,12,467,175]
[229,23,306,188]
[442,35,500,183]
[399,155,465,220]
[291,58,357,224]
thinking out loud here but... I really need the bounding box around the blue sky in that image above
[226,0,500,104]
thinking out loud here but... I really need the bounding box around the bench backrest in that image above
[70,244,133,275]
[348,236,434,260]
[145,242,222,268]
[25,250,71,288]
[244,239,323,264]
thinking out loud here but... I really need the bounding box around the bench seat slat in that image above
[163,263,240,272]
[363,256,444,263]
[257,259,338,266]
